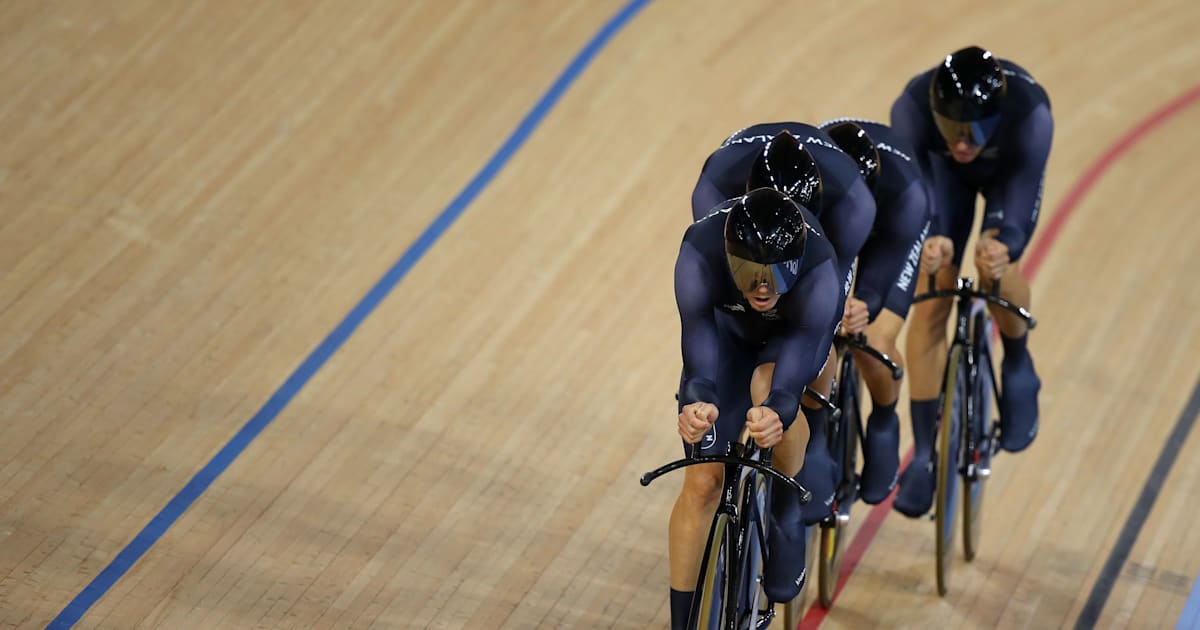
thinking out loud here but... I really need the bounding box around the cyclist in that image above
[692,125,876,524]
[815,119,933,504]
[670,187,841,629]
[889,45,1052,516]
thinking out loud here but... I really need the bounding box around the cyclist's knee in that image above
[679,465,723,507]
[910,300,951,336]
[808,348,836,395]
[773,423,808,477]
[855,350,900,404]
[750,363,775,406]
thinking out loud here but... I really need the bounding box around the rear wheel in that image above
[935,344,965,596]
[817,519,844,607]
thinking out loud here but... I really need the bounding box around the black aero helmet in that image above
[724,187,808,295]
[930,46,1007,147]
[747,130,823,212]
[825,121,881,192]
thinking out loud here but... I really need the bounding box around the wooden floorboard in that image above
[1,1,1199,628]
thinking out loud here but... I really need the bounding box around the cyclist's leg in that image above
[751,354,834,519]
[750,363,809,478]
[895,264,959,517]
[907,163,975,405]
[977,192,1041,453]
[796,349,837,524]
[896,161,975,516]
[668,328,754,630]
[854,309,905,503]
[749,361,811,603]
[669,462,724,588]
[978,262,1031,337]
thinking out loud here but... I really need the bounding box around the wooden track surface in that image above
[2,1,1199,628]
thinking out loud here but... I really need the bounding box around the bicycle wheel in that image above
[818,354,860,607]
[817,519,843,608]
[935,344,966,596]
[691,512,734,629]
[735,471,771,629]
[963,308,995,561]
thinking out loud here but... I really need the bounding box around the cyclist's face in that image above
[933,112,998,163]
[742,284,780,312]
[947,138,984,163]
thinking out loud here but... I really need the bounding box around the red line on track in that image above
[797,83,1200,630]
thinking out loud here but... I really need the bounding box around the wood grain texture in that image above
[1,1,1198,628]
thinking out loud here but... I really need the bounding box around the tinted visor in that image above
[727,253,802,295]
[933,111,1002,147]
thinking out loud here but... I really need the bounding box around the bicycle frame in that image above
[641,390,832,629]
[914,276,1037,474]
[825,333,904,521]
[807,334,903,608]
[913,274,1036,593]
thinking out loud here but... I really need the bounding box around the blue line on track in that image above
[1180,574,1200,630]
[47,1,654,626]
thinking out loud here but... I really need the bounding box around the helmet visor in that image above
[727,253,802,295]
[933,111,1002,148]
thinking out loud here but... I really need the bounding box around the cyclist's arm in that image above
[852,180,932,320]
[675,240,721,407]
[983,104,1054,261]
[822,178,876,296]
[890,94,947,239]
[691,170,730,223]
[763,259,841,430]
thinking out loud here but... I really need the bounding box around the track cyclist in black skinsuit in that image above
[815,118,933,505]
[668,187,842,630]
[889,45,1053,517]
[692,124,876,528]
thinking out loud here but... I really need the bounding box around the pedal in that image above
[754,607,776,630]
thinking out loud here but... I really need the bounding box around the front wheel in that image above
[736,472,771,628]
[691,512,733,629]
[935,344,966,596]
[963,308,995,562]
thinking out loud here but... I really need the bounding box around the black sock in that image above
[803,404,830,453]
[670,588,694,630]
[1001,332,1030,366]
[867,400,898,429]
[909,398,939,462]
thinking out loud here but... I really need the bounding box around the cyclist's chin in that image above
[951,147,983,163]
[745,294,779,311]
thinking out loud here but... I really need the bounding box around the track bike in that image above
[814,333,903,607]
[911,275,1036,595]
[642,389,836,629]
